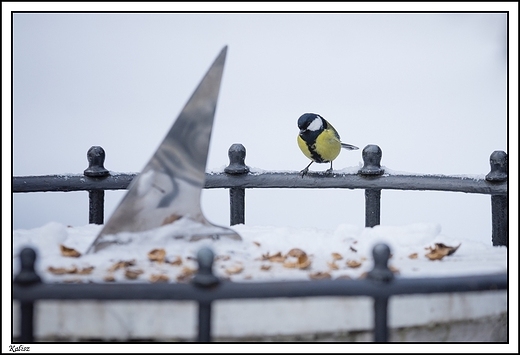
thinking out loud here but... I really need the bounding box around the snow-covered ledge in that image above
[12,222,507,341]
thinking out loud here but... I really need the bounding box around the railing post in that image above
[192,247,220,342]
[224,144,249,225]
[485,150,508,247]
[84,146,110,224]
[359,145,384,227]
[367,243,394,342]
[14,248,42,343]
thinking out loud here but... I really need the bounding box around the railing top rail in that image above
[12,144,508,195]
[12,171,507,195]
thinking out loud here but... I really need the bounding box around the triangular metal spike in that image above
[87,46,241,253]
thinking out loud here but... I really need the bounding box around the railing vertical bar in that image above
[491,195,508,247]
[365,189,381,227]
[373,296,389,342]
[88,190,105,225]
[19,302,35,342]
[197,301,213,342]
[229,188,245,225]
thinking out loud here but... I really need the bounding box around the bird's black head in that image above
[298,113,324,133]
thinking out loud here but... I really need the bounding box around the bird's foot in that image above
[325,168,334,175]
[300,167,309,178]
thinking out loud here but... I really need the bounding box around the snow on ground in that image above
[12,221,507,284]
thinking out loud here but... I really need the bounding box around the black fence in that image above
[12,144,508,342]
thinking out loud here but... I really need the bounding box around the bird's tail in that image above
[341,143,359,150]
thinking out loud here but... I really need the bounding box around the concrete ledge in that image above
[12,290,506,342]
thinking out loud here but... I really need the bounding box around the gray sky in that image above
[8,8,513,245]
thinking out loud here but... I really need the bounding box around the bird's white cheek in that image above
[307,117,323,131]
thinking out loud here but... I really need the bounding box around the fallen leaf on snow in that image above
[389,265,400,274]
[287,248,306,258]
[167,256,183,266]
[309,272,331,280]
[60,245,81,258]
[108,260,136,272]
[77,266,94,275]
[103,275,116,282]
[253,241,261,247]
[283,253,311,269]
[260,252,286,262]
[225,264,244,275]
[331,252,343,260]
[124,268,144,280]
[408,253,418,259]
[148,248,166,263]
[327,261,339,270]
[176,266,196,282]
[425,243,461,261]
[150,274,169,283]
[48,266,77,275]
[260,264,271,271]
[346,260,362,268]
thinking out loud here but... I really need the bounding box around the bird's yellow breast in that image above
[298,128,341,163]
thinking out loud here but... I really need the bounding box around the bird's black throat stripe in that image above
[300,130,326,163]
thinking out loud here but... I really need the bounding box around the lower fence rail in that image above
[12,244,508,343]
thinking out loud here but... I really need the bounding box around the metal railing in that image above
[13,144,508,246]
[12,144,508,342]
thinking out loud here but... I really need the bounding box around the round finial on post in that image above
[367,243,394,282]
[486,150,507,182]
[192,247,220,288]
[84,146,109,177]
[14,248,42,285]
[359,145,384,175]
[224,144,250,175]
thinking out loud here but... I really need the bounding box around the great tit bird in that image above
[297,113,359,177]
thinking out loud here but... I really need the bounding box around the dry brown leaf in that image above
[389,265,400,274]
[47,266,77,275]
[148,248,166,263]
[331,252,343,260]
[425,243,461,261]
[261,252,286,262]
[327,261,339,270]
[176,266,196,282]
[408,253,418,259]
[77,266,94,275]
[287,248,306,258]
[309,271,331,280]
[346,260,362,268]
[60,245,81,258]
[260,264,271,271]
[124,268,144,280]
[103,275,116,282]
[225,264,244,275]
[149,274,169,283]
[215,255,230,261]
[283,254,311,269]
[108,260,136,272]
[167,256,183,266]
